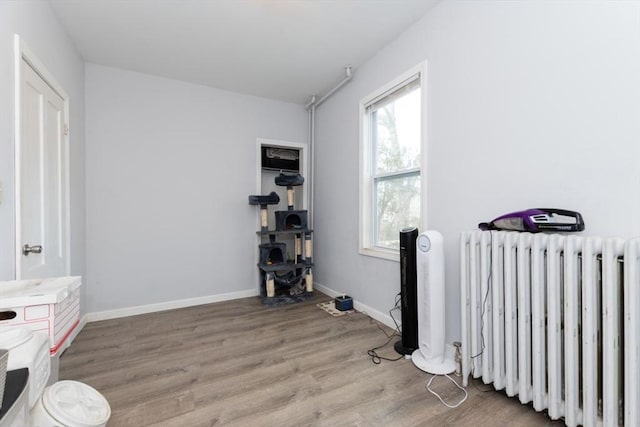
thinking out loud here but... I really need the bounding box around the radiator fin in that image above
[461,231,640,427]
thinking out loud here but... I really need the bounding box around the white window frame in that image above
[359,62,427,261]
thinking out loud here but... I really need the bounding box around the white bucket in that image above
[30,380,111,427]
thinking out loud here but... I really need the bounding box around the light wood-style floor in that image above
[60,293,564,426]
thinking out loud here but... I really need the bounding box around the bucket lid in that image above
[42,380,111,427]
[0,327,32,349]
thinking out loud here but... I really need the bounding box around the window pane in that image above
[373,86,420,175]
[374,174,420,249]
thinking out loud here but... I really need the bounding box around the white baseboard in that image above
[85,288,259,322]
[83,284,397,331]
[314,281,398,330]
[61,314,88,355]
[75,314,89,339]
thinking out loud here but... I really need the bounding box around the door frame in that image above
[13,34,71,279]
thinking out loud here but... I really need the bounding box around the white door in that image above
[17,58,69,279]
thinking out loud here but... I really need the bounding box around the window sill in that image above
[359,246,400,262]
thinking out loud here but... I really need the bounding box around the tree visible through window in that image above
[360,70,423,257]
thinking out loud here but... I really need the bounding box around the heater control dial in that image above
[417,234,431,253]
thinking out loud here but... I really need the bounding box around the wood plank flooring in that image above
[60,293,564,426]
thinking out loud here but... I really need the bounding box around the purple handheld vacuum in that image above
[479,208,585,233]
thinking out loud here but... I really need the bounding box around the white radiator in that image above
[460,231,640,427]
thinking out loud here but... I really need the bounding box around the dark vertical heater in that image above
[394,227,419,355]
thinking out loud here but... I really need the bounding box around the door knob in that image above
[22,244,42,256]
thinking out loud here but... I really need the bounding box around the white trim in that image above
[13,36,21,279]
[77,314,89,336]
[358,99,372,256]
[15,37,68,99]
[358,61,428,261]
[359,246,400,262]
[85,288,259,322]
[57,313,88,356]
[364,73,421,112]
[13,34,71,279]
[314,281,398,330]
[419,62,429,234]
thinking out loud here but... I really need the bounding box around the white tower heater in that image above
[412,230,456,375]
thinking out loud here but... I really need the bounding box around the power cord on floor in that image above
[366,293,403,365]
[425,374,468,408]
[367,334,403,365]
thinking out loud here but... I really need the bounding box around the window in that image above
[359,64,426,260]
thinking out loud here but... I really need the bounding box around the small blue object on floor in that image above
[334,295,353,311]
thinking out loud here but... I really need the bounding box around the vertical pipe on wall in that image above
[303,98,315,227]
[306,66,352,229]
[309,106,315,227]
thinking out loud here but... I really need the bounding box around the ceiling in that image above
[49,0,439,105]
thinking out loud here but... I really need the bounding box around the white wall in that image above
[85,64,308,313]
[0,1,86,309]
[314,0,640,341]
